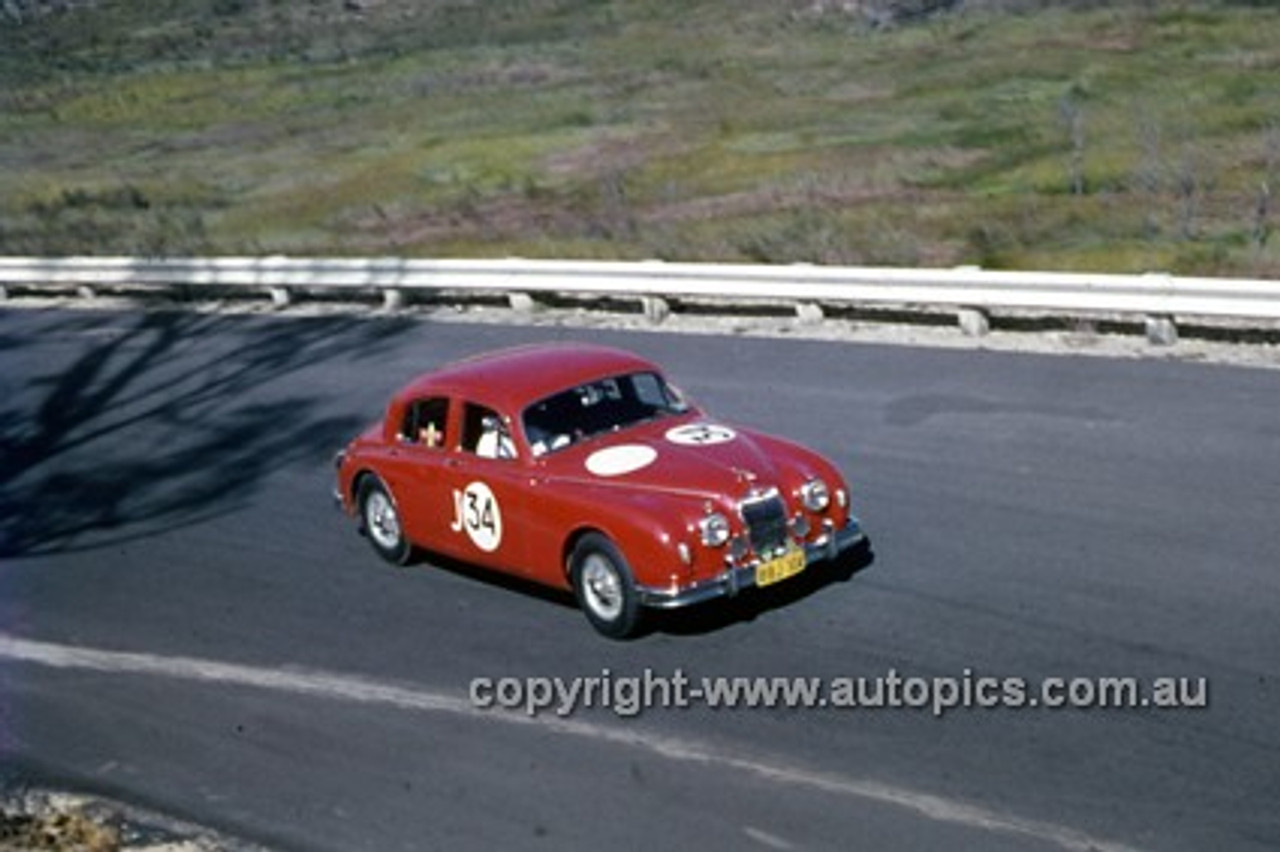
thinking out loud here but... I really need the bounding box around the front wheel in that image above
[359,477,411,566]
[569,533,644,639]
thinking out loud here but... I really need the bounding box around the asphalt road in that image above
[1,306,1277,851]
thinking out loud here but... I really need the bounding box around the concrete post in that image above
[958,308,990,337]
[795,302,825,325]
[1145,315,1178,346]
[641,295,670,324]
[382,288,405,311]
[508,292,540,313]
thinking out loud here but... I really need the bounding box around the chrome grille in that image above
[740,491,788,556]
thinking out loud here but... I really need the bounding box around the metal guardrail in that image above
[2,256,1278,343]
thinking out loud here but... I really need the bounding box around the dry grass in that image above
[1,1,1278,276]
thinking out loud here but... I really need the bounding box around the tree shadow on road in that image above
[0,308,415,559]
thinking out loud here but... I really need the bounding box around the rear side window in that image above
[402,397,449,448]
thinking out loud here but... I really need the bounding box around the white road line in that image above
[743,825,797,851]
[0,633,1142,852]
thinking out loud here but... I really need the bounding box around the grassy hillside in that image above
[2,0,1278,276]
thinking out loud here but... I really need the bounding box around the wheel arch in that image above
[562,525,609,582]
[353,469,413,566]
[559,507,683,590]
[352,468,401,532]
[351,468,382,505]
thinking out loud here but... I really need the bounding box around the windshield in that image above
[522,371,688,456]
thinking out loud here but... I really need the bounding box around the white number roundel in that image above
[665,423,736,446]
[452,481,503,552]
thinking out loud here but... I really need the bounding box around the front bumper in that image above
[635,516,867,610]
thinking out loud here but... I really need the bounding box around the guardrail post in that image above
[508,292,541,313]
[1145,315,1178,346]
[1070,318,1098,337]
[382,288,406,311]
[641,295,670,324]
[795,302,824,325]
[0,285,7,300]
[958,308,990,337]
[268,286,291,308]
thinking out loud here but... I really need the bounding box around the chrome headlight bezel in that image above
[799,478,830,513]
[698,513,732,547]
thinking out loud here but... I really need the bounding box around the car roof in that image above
[396,343,663,413]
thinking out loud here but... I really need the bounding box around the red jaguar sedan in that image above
[334,343,866,638]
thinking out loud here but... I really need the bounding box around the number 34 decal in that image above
[450,481,503,552]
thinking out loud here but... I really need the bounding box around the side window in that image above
[402,397,449,449]
[462,402,517,460]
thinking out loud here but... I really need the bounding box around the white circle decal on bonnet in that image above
[585,444,658,477]
[665,423,737,446]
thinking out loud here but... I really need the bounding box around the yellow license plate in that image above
[755,549,806,588]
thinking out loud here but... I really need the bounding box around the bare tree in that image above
[1060,95,1086,196]
[1175,137,1214,241]
[1134,109,1164,238]
[1176,145,1200,240]
[1253,122,1279,252]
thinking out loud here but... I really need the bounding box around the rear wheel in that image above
[570,533,643,639]
[359,477,411,566]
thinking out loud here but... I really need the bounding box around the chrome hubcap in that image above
[366,491,400,549]
[581,554,622,621]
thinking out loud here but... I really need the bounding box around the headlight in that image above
[698,513,731,547]
[799,478,830,512]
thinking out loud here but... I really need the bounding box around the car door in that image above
[433,401,530,573]
[389,395,457,548]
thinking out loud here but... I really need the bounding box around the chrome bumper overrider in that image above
[331,451,348,511]
[636,516,867,610]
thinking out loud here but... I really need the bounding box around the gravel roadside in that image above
[0,790,267,852]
